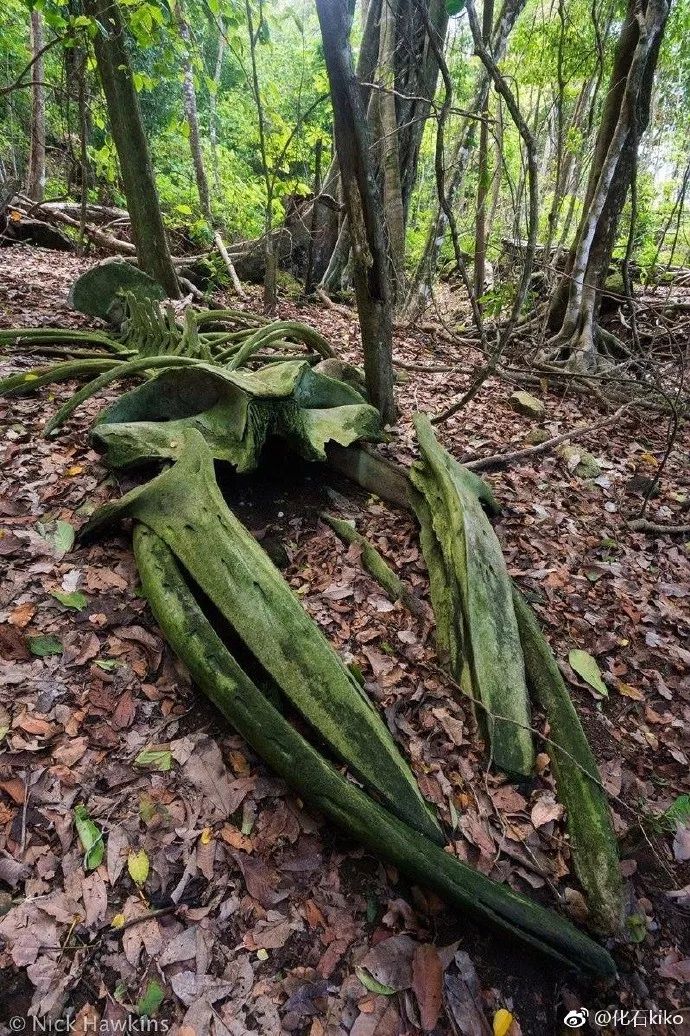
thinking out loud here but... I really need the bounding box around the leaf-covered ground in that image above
[0,246,688,1035]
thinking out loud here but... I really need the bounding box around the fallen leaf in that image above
[137,980,166,1017]
[128,849,150,886]
[493,1009,514,1036]
[74,805,105,871]
[617,681,644,701]
[50,589,88,611]
[530,792,564,828]
[568,649,608,697]
[8,602,36,628]
[135,748,172,771]
[354,967,396,996]
[358,934,416,991]
[28,635,63,657]
[412,943,443,1031]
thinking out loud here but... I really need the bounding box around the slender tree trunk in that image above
[77,46,91,244]
[371,0,406,298]
[84,0,179,296]
[209,24,225,192]
[404,0,525,318]
[473,0,494,300]
[548,0,670,366]
[487,93,503,234]
[245,0,276,314]
[174,0,211,219]
[27,10,46,202]
[304,137,323,295]
[320,0,449,293]
[318,0,381,292]
[316,0,395,423]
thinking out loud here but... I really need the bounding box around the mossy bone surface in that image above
[92,361,382,471]
[83,429,442,843]
[132,523,616,979]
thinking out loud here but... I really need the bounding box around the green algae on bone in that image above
[83,429,442,843]
[132,522,616,979]
[512,587,624,934]
[91,360,382,471]
[410,414,535,778]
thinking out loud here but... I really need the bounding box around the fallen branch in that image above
[627,518,690,535]
[463,403,631,471]
[213,231,247,300]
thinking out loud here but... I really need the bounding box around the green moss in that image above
[132,523,616,978]
[411,414,534,777]
[84,430,442,843]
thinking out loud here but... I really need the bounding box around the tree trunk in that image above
[174,0,211,219]
[547,0,670,367]
[84,0,179,297]
[473,0,494,300]
[404,0,525,318]
[316,0,395,423]
[209,23,225,192]
[319,0,449,294]
[371,0,406,298]
[27,10,46,202]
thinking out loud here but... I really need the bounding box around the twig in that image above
[627,518,690,535]
[214,231,247,300]
[463,403,630,470]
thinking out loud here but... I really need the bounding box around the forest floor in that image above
[0,245,689,1036]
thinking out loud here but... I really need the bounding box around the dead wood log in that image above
[13,194,135,254]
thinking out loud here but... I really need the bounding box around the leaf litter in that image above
[0,247,688,1032]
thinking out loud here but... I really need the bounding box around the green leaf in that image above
[95,659,120,672]
[53,520,76,555]
[355,966,396,996]
[128,849,150,886]
[37,519,75,556]
[446,0,466,14]
[568,649,608,697]
[50,590,88,611]
[137,980,165,1018]
[74,805,105,871]
[28,635,63,657]
[134,748,172,771]
[626,913,647,943]
[662,794,690,830]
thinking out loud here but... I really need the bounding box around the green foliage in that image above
[1,0,688,275]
